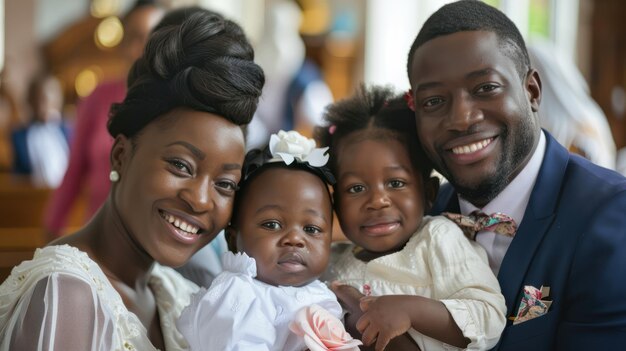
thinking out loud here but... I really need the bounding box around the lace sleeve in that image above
[4,273,116,351]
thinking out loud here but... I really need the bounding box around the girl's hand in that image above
[356,295,413,351]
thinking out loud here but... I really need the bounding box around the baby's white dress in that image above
[0,244,199,351]
[328,216,507,351]
[177,252,342,351]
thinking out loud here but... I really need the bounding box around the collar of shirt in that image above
[458,131,546,273]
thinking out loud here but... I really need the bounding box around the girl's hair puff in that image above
[314,84,434,181]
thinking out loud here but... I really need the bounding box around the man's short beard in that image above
[453,122,537,207]
[455,175,509,207]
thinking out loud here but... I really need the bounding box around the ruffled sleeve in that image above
[425,217,507,350]
[221,251,257,277]
[176,265,275,350]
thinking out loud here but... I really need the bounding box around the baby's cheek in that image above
[309,243,330,271]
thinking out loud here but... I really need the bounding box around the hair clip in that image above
[241,130,335,186]
[403,89,415,112]
[269,130,329,167]
[328,124,337,135]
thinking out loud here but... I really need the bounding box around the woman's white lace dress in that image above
[0,245,199,351]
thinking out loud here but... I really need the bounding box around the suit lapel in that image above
[430,181,459,215]
[497,132,570,314]
[433,133,572,313]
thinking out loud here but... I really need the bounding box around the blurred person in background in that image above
[44,0,165,238]
[11,73,70,187]
[529,41,617,170]
[0,66,21,171]
[247,0,333,150]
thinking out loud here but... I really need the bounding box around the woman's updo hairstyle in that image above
[108,8,265,138]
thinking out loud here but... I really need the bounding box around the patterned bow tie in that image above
[442,211,518,240]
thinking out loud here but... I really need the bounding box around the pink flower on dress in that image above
[289,304,362,351]
[362,284,371,297]
[328,124,337,135]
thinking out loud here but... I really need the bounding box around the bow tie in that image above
[442,211,518,240]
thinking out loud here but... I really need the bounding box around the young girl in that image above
[176,130,361,351]
[315,86,506,351]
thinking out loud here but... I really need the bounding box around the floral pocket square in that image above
[512,285,552,325]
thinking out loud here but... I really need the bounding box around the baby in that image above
[177,130,361,351]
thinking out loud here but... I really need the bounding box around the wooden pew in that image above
[0,185,53,228]
[0,172,88,281]
[0,227,47,282]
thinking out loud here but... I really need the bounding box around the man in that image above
[406,1,626,349]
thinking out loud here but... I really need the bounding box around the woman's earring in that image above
[109,170,120,183]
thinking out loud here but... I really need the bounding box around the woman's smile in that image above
[159,210,204,244]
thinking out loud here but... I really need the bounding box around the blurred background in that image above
[0,0,625,279]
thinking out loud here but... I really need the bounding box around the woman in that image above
[0,8,264,350]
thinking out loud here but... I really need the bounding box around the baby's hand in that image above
[329,282,365,338]
[330,281,364,312]
[356,295,413,351]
